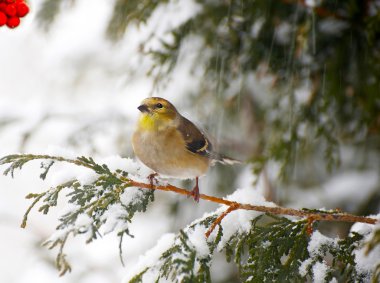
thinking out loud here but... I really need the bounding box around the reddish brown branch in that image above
[205,204,239,238]
[126,178,378,227]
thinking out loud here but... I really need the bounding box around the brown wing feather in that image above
[177,116,213,157]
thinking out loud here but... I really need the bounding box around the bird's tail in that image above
[212,153,242,165]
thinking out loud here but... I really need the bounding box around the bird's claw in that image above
[189,185,200,203]
[148,173,158,188]
[187,177,200,202]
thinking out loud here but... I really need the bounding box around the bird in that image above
[132,97,240,202]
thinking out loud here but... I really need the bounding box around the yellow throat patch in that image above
[139,114,156,131]
[138,112,174,131]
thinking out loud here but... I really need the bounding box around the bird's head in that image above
[137,97,178,130]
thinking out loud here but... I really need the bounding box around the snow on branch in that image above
[0,154,379,281]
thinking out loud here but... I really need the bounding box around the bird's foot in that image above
[188,177,200,202]
[148,173,158,189]
[190,186,200,202]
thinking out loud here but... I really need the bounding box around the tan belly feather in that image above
[132,128,209,178]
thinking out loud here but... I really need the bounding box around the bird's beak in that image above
[137,104,149,113]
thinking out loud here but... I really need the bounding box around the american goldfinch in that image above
[132,97,239,202]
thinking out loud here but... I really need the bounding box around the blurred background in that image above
[0,0,379,282]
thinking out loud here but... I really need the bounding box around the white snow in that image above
[215,188,276,246]
[225,187,274,206]
[136,0,201,52]
[99,156,156,184]
[354,243,380,278]
[43,227,71,246]
[76,169,99,186]
[288,171,379,211]
[99,156,140,176]
[250,18,265,38]
[280,253,290,265]
[122,233,176,283]
[299,258,313,277]
[49,164,97,187]
[308,231,337,257]
[312,261,328,283]
[299,258,329,282]
[323,172,378,207]
[186,225,210,259]
[262,240,271,248]
[275,22,292,45]
[351,215,380,277]
[123,187,275,281]
[46,145,77,159]
[319,19,349,35]
[46,154,153,188]
[350,221,376,236]
[299,217,380,280]
[75,213,93,228]
[294,85,312,105]
[119,188,145,207]
[100,203,129,234]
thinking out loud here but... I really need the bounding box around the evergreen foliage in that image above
[1,154,378,281]
[0,154,154,276]
[225,216,310,282]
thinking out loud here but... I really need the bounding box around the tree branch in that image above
[205,204,239,238]
[1,154,376,238]
[125,178,378,235]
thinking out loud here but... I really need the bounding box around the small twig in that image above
[205,204,239,238]
[21,193,45,228]
[119,233,125,267]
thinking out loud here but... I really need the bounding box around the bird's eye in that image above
[156,103,163,109]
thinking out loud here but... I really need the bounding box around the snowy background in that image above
[0,1,168,282]
[0,1,242,282]
[1,1,379,282]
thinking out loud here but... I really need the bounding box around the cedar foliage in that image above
[0,154,378,282]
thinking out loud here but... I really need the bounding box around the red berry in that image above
[5,4,17,16]
[0,11,7,26]
[16,2,28,17]
[0,3,7,12]
[5,0,15,4]
[6,16,19,28]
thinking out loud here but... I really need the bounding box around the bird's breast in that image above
[132,127,209,179]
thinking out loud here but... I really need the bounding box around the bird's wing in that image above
[177,116,242,164]
[177,116,213,158]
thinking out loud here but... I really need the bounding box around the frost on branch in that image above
[125,189,378,283]
[0,154,379,281]
[0,154,154,276]
[126,213,377,282]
